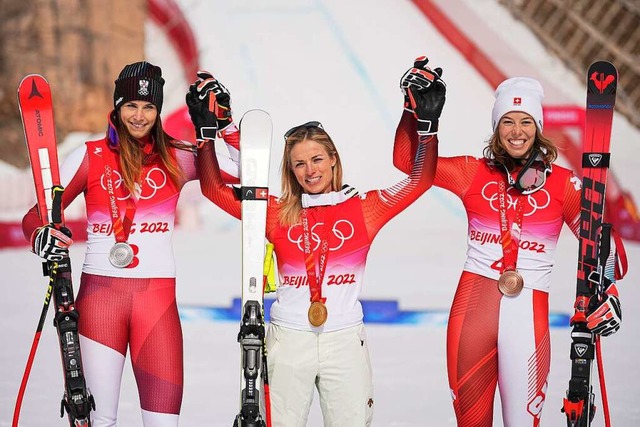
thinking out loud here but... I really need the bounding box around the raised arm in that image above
[393,56,444,178]
[393,58,477,198]
[362,58,446,237]
[186,72,242,219]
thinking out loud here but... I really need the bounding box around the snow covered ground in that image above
[1,0,639,425]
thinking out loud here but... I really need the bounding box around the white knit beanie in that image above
[491,77,544,132]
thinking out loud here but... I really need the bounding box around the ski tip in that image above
[18,74,49,88]
[587,60,618,75]
[17,74,52,108]
[587,61,618,97]
[241,109,272,120]
[239,109,273,132]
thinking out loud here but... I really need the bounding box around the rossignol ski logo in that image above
[574,343,589,357]
[588,154,602,167]
[590,71,615,94]
[28,79,44,99]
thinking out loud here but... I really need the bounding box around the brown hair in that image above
[483,127,558,170]
[111,111,188,194]
[279,126,343,226]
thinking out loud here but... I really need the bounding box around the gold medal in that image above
[498,270,524,296]
[308,301,328,327]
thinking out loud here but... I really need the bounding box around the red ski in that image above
[562,61,619,427]
[14,74,94,427]
[18,74,61,224]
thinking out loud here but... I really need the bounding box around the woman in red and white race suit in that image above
[187,67,443,426]
[395,62,624,427]
[22,62,239,426]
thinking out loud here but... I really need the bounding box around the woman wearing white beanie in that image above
[394,60,625,426]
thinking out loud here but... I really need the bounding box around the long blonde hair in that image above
[110,111,188,194]
[279,126,343,226]
[483,127,558,170]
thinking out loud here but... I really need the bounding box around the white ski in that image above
[235,109,272,427]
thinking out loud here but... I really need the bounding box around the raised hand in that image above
[31,224,73,262]
[400,56,446,136]
[186,79,218,144]
[400,57,438,92]
[194,71,233,131]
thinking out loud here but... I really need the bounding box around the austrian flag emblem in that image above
[138,79,150,96]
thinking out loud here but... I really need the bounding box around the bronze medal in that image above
[308,301,328,327]
[498,270,524,297]
[109,242,134,268]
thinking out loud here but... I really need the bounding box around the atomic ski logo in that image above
[574,343,589,357]
[28,79,44,99]
[590,72,615,94]
[588,153,602,167]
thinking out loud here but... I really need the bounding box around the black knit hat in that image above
[113,61,165,113]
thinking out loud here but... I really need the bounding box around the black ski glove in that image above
[186,82,218,145]
[194,71,233,131]
[31,224,73,262]
[400,56,446,136]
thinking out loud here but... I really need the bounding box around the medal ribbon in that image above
[103,158,137,244]
[497,180,525,273]
[301,207,335,304]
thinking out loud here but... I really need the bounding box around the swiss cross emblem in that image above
[513,97,522,106]
[257,189,268,199]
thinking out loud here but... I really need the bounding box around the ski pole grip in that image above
[51,185,65,226]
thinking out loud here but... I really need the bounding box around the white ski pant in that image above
[266,323,374,427]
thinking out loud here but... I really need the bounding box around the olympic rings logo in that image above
[481,181,550,216]
[137,167,167,199]
[101,167,167,200]
[287,219,355,252]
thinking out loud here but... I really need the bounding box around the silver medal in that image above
[109,242,134,268]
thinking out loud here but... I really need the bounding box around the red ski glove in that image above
[586,284,622,337]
